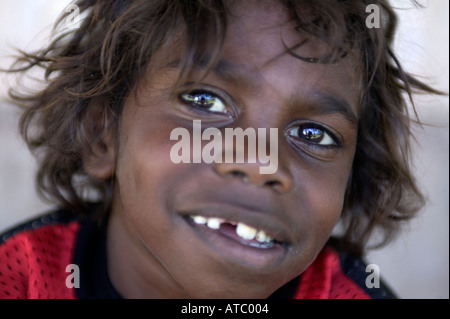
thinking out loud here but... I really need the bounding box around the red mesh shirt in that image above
[0,216,79,299]
[0,208,396,299]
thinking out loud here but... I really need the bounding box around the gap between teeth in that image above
[190,215,273,243]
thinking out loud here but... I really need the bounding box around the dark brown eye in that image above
[181,92,226,113]
[287,125,335,146]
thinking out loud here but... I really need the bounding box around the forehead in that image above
[225,1,361,97]
[145,0,362,114]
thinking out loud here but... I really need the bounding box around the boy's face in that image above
[104,1,360,298]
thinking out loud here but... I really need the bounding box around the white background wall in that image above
[0,0,448,299]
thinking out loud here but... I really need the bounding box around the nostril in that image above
[230,171,249,182]
[230,171,244,177]
[265,180,280,187]
[265,179,284,192]
[215,163,292,193]
[229,171,281,189]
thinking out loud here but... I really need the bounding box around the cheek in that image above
[293,156,355,242]
[309,182,344,228]
[114,119,181,233]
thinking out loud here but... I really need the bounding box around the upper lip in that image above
[176,186,293,245]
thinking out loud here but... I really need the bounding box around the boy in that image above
[0,0,442,298]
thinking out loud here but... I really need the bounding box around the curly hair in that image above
[4,0,443,255]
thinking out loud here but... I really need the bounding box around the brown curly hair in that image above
[4,0,443,255]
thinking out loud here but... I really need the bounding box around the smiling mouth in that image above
[178,200,292,270]
[188,215,284,249]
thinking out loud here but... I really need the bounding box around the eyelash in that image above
[288,123,339,147]
[179,90,229,115]
[286,123,340,151]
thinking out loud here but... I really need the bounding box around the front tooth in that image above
[190,215,207,225]
[236,223,257,240]
[207,218,223,229]
[255,230,273,243]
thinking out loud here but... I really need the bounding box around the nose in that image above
[214,158,293,194]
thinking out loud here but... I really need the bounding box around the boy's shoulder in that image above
[0,208,81,245]
[294,238,397,299]
[262,237,398,299]
[0,208,85,299]
[0,205,119,299]
[335,247,397,299]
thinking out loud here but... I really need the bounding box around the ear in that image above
[83,132,116,179]
[82,102,116,179]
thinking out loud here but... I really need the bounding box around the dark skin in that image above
[84,1,361,298]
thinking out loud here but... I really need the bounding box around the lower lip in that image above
[184,217,288,272]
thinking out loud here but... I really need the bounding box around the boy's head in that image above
[7,0,439,297]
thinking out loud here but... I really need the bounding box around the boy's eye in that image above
[287,124,336,146]
[180,92,227,113]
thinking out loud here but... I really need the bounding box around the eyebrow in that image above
[166,57,260,89]
[303,92,359,127]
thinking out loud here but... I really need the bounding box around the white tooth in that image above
[236,223,257,240]
[255,230,273,243]
[207,218,223,230]
[190,215,207,225]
